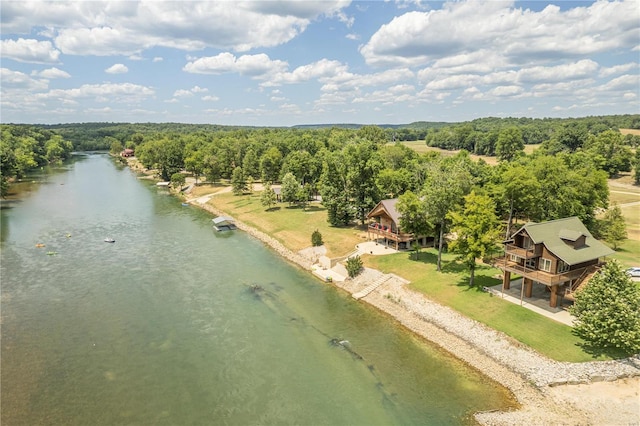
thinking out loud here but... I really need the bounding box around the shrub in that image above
[311,229,323,247]
[346,255,363,278]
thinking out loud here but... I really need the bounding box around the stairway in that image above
[564,265,600,302]
[352,274,391,300]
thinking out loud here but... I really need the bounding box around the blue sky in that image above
[1,0,638,126]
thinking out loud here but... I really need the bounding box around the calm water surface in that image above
[1,154,515,425]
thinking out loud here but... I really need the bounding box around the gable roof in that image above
[212,216,234,225]
[367,198,401,225]
[512,217,614,265]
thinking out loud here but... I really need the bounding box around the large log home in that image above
[366,198,433,250]
[494,217,614,308]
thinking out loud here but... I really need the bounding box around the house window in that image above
[557,260,570,273]
[540,258,552,272]
[509,254,519,262]
[522,236,533,249]
[525,258,536,269]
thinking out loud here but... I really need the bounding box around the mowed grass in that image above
[364,249,607,362]
[206,190,365,257]
[611,239,640,268]
[398,141,541,164]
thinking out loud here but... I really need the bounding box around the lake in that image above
[1,153,515,425]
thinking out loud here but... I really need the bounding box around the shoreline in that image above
[190,193,640,425]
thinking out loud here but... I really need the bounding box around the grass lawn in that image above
[206,190,365,257]
[364,249,612,362]
[610,239,640,268]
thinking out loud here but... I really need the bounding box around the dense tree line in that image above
[1,124,74,196]
[425,115,640,157]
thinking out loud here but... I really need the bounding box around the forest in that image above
[2,115,639,251]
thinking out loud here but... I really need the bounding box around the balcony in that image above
[504,243,540,259]
[367,223,413,243]
[492,257,588,286]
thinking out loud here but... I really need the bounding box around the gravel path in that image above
[196,196,640,425]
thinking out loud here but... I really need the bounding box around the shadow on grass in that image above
[265,206,282,212]
[572,336,635,360]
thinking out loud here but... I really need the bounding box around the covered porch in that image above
[487,278,574,326]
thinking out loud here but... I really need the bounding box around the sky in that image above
[1,0,639,126]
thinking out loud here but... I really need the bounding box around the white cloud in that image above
[36,67,71,79]
[361,0,639,67]
[1,67,49,90]
[599,62,639,78]
[201,95,219,102]
[39,82,154,103]
[105,63,129,74]
[173,89,193,98]
[152,57,164,62]
[184,53,288,77]
[4,1,352,56]
[1,38,61,64]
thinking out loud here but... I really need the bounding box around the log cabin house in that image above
[366,198,433,250]
[493,217,614,308]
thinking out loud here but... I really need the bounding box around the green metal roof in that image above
[513,217,614,265]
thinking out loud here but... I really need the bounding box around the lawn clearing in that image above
[206,191,365,257]
[364,249,608,362]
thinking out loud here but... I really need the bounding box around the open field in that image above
[205,190,365,257]
[620,128,640,136]
[398,141,541,164]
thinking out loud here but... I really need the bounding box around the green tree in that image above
[422,158,472,271]
[242,149,260,180]
[231,166,246,195]
[495,127,524,162]
[376,168,412,198]
[344,141,383,225]
[296,184,311,211]
[570,260,640,355]
[184,150,205,185]
[601,203,627,250]
[345,255,364,278]
[260,146,282,183]
[170,172,186,190]
[260,181,277,210]
[281,172,299,205]
[397,190,432,252]
[320,151,352,226]
[448,191,500,286]
[109,139,124,155]
[634,150,640,185]
[584,130,633,177]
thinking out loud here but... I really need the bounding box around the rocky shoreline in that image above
[192,193,640,425]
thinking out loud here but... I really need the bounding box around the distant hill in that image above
[291,121,453,130]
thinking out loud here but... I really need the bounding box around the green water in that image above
[1,154,515,425]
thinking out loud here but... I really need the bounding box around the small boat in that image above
[181,202,189,206]
[104,237,116,243]
[35,243,46,248]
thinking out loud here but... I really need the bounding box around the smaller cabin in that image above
[366,198,432,250]
[121,148,135,157]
